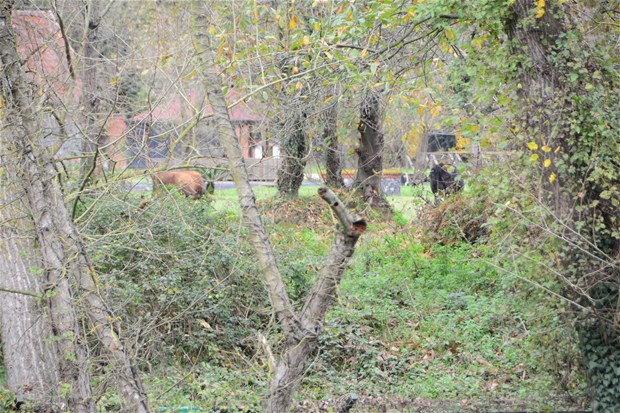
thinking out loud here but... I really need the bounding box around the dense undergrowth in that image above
[59,176,589,411]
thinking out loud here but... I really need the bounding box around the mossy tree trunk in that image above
[0,176,64,409]
[277,115,307,198]
[505,2,620,410]
[323,98,344,188]
[354,90,390,208]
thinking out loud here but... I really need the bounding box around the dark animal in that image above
[137,195,150,210]
[429,163,463,197]
[152,170,206,200]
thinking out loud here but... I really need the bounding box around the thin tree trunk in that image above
[191,3,296,340]
[267,189,366,411]
[0,5,151,412]
[191,4,366,411]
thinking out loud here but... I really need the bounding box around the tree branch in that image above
[0,287,38,297]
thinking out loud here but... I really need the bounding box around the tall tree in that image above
[1,4,94,411]
[504,2,620,409]
[191,2,366,411]
[0,3,151,412]
[443,0,620,409]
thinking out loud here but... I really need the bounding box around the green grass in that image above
[202,184,585,407]
[1,180,585,412]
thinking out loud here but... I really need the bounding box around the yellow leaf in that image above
[418,105,425,117]
[324,51,333,60]
[360,49,368,59]
[542,145,551,152]
[445,28,455,41]
[527,141,538,150]
[295,81,303,90]
[289,15,298,30]
[535,0,545,18]
[430,105,442,117]
[292,66,299,74]
[217,42,226,60]
[302,35,310,46]
[543,159,551,168]
[323,96,334,105]
[197,319,212,329]
[554,146,561,153]
[549,172,556,183]
[530,153,539,161]
[208,25,216,35]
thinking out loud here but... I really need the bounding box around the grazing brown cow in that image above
[152,170,206,200]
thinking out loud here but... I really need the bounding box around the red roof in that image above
[12,10,80,102]
[133,89,263,123]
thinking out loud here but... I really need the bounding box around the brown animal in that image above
[152,170,206,200]
[137,195,150,210]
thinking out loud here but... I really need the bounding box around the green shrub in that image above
[80,194,267,363]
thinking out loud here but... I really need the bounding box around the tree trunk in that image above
[0,5,151,412]
[277,115,307,198]
[355,91,390,208]
[323,99,344,188]
[505,2,620,411]
[0,179,62,408]
[191,4,366,411]
[267,189,366,411]
[1,6,94,412]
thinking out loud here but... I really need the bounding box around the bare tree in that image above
[77,0,104,185]
[191,3,366,411]
[0,3,151,412]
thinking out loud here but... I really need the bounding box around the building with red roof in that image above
[106,87,277,177]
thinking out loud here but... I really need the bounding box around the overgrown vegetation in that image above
[72,180,588,411]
